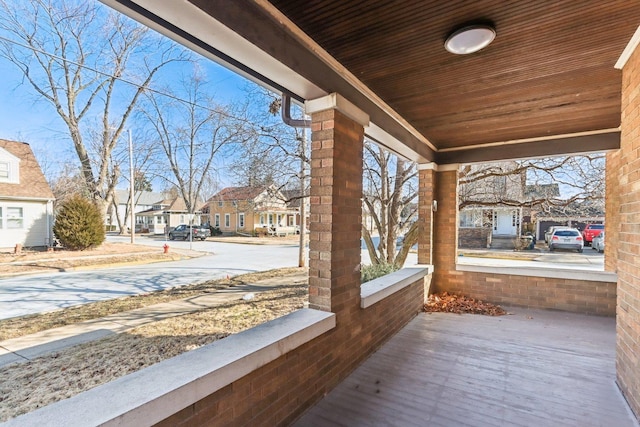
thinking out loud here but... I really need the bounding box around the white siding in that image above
[0,200,51,248]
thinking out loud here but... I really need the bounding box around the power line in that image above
[0,34,255,122]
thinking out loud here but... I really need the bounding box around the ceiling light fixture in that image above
[445,25,496,54]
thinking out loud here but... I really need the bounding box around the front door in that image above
[494,210,517,235]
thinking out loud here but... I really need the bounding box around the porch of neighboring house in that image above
[296,309,635,426]
[459,206,524,249]
[254,209,299,236]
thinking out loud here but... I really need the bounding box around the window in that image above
[225,213,230,228]
[7,207,23,229]
[259,214,265,225]
[218,201,223,207]
[214,214,220,227]
[0,207,3,228]
[460,210,482,228]
[0,161,8,179]
[239,213,245,228]
[268,214,273,225]
[180,214,185,223]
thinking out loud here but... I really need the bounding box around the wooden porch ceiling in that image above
[105,1,640,164]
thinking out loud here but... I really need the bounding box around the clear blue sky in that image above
[0,0,261,193]
[0,54,253,181]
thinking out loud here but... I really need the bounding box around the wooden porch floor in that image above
[295,309,638,426]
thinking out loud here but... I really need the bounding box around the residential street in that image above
[0,239,299,320]
[0,234,605,321]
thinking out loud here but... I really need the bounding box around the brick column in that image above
[417,164,436,265]
[616,39,640,420]
[431,167,459,293]
[305,94,368,313]
[604,151,620,272]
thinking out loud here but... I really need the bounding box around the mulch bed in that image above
[425,292,507,316]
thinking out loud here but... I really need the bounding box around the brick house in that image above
[17,2,640,425]
[458,162,527,248]
[0,139,54,250]
[207,185,300,235]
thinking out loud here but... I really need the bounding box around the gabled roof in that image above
[281,189,303,208]
[148,197,204,213]
[0,139,54,200]
[209,186,268,202]
[114,189,166,206]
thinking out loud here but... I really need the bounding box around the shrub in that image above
[209,226,222,236]
[53,196,106,250]
[361,262,399,283]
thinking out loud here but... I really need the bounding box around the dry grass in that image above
[0,242,186,276]
[0,273,307,421]
[0,267,304,341]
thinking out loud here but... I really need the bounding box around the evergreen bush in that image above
[53,195,105,250]
[361,262,399,283]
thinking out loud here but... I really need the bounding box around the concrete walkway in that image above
[0,273,307,368]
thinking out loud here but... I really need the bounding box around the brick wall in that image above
[418,167,435,264]
[605,151,620,272]
[458,227,491,249]
[153,279,424,426]
[432,169,459,290]
[434,269,616,315]
[617,42,640,420]
[429,169,616,316]
[153,99,428,426]
[307,108,363,312]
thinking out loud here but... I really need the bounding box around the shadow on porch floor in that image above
[295,308,638,426]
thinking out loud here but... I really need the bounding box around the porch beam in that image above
[435,130,620,165]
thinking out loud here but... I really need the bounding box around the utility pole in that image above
[128,129,135,245]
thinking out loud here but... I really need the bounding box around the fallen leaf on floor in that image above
[424,292,506,316]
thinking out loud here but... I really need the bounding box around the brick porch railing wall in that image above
[429,169,617,316]
[153,97,428,426]
[616,40,640,420]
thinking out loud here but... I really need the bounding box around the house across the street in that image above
[136,196,206,235]
[106,189,166,232]
[0,139,54,250]
[207,185,301,236]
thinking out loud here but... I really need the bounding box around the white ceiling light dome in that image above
[445,25,496,54]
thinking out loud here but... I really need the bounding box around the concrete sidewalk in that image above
[0,273,307,368]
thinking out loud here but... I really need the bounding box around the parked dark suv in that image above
[168,224,211,241]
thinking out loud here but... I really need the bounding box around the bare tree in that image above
[362,142,418,268]
[229,89,308,191]
[140,70,249,214]
[230,88,311,266]
[48,162,89,210]
[459,154,605,214]
[0,0,189,215]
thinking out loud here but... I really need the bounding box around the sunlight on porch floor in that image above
[295,308,638,426]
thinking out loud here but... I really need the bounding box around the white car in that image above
[592,231,605,253]
[548,228,584,253]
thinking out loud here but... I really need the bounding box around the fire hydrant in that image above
[163,243,169,254]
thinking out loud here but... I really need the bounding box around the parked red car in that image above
[581,224,604,246]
